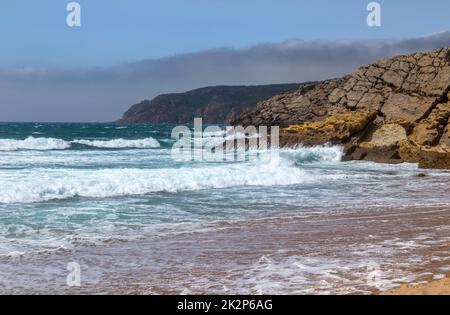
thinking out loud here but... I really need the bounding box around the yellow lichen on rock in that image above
[281,110,377,147]
[284,109,376,134]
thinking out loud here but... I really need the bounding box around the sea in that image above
[0,122,449,294]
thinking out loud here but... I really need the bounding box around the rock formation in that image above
[232,47,450,169]
[118,84,303,124]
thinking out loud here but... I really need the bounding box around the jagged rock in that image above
[356,92,385,111]
[348,123,408,164]
[410,102,450,146]
[280,110,376,147]
[360,123,408,148]
[232,47,450,169]
[426,66,450,96]
[232,78,350,127]
[349,145,403,164]
[398,140,421,163]
[418,149,450,169]
[398,139,450,168]
[382,70,405,88]
[381,94,436,123]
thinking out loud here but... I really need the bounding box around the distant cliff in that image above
[232,47,450,169]
[117,84,303,124]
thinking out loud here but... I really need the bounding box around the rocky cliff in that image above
[232,47,450,169]
[118,84,303,124]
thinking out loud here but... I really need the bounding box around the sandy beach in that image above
[1,205,449,294]
[380,274,450,295]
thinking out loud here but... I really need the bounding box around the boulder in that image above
[381,94,436,123]
[410,102,450,146]
[359,123,408,149]
[418,149,450,169]
[280,110,376,147]
[398,140,421,163]
[397,139,450,169]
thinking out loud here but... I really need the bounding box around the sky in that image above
[1,0,450,122]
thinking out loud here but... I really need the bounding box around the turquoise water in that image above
[0,122,449,259]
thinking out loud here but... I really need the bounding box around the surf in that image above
[0,136,161,151]
[0,146,343,204]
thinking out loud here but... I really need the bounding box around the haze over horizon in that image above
[1,0,450,122]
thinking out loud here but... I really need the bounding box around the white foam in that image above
[219,253,416,294]
[72,138,160,148]
[0,137,70,151]
[0,149,345,204]
[281,146,344,163]
[0,137,160,151]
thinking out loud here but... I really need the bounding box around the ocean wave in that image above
[0,137,71,151]
[281,146,344,163]
[0,149,345,204]
[72,138,160,149]
[0,137,160,151]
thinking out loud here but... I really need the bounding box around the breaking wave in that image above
[0,146,344,204]
[72,138,160,149]
[0,137,70,151]
[0,137,160,151]
[281,146,344,163]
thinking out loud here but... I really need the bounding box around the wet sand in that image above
[1,205,449,294]
[380,275,450,295]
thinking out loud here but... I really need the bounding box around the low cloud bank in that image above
[1,32,450,121]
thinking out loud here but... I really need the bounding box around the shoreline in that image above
[379,274,450,295]
[1,205,448,294]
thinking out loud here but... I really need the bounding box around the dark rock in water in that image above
[232,47,450,169]
[417,173,427,178]
[117,84,304,124]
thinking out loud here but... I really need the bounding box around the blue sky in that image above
[1,1,450,121]
[1,0,450,67]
